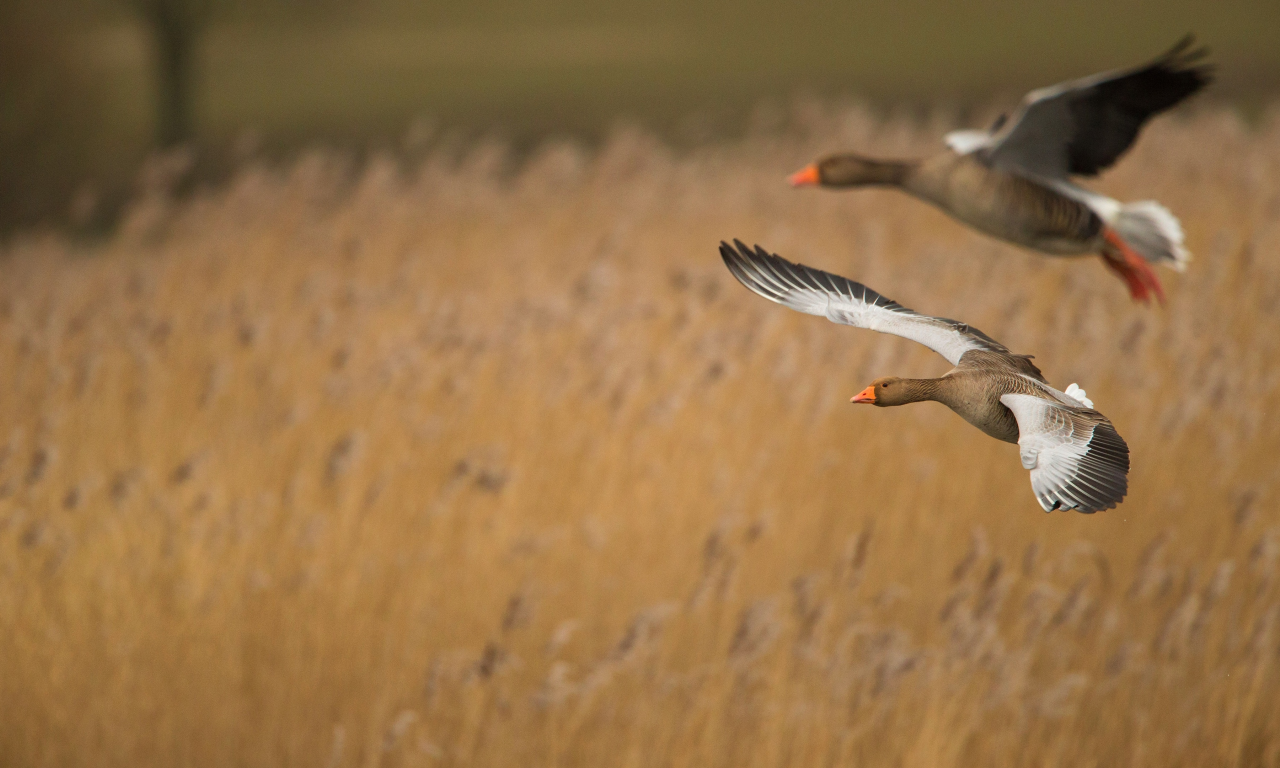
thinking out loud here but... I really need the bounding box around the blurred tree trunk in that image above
[131,0,210,147]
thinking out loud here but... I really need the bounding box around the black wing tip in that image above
[1075,422,1131,513]
[1065,35,1213,176]
[1161,34,1210,62]
[718,239,741,265]
[716,238,910,313]
[1088,421,1131,472]
[1156,33,1216,85]
[719,238,773,264]
[718,239,763,275]
[718,238,798,305]
[718,238,799,277]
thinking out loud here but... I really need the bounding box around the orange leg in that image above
[1101,229,1166,305]
[1101,253,1150,303]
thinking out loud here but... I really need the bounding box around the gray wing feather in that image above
[1000,393,1130,513]
[719,240,1009,366]
[980,36,1212,179]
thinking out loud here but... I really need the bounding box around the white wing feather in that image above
[719,241,1010,366]
[1000,393,1128,513]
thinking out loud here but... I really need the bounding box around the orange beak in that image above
[850,385,876,404]
[789,164,821,187]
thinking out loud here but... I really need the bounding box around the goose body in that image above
[902,153,1103,256]
[791,37,1212,304]
[720,240,1129,513]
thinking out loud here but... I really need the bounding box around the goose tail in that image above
[1113,201,1190,272]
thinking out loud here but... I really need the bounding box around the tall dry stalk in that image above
[1,101,1279,767]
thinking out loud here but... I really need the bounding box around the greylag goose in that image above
[790,36,1212,304]
[720,240,1129,513]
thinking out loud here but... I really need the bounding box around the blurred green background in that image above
[3,0,1278,230]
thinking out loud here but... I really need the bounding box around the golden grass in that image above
[2,102,1280,766]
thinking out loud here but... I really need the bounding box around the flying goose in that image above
[720,240,1129,513]
[789,36,1212,304]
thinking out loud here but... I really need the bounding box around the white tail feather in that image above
[1043,181,1190,272]
[1064,383,1093,409]
[1112,201,1190,272]
[944,130,992,155]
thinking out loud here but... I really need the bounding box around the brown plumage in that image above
[790,37,1213,305]
[720,240,1129,513]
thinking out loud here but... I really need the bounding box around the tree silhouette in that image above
[128,0,213,147]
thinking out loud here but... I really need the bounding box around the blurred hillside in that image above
[3,0,1280,230]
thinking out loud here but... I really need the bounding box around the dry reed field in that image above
[2,102,1280,767]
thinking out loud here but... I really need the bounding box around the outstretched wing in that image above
[719,240,1009,366]
[1000,393,1130,513]
[980,36,1212,178]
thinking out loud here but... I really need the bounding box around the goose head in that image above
[790,154,908,188]
[850,377,933,407]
